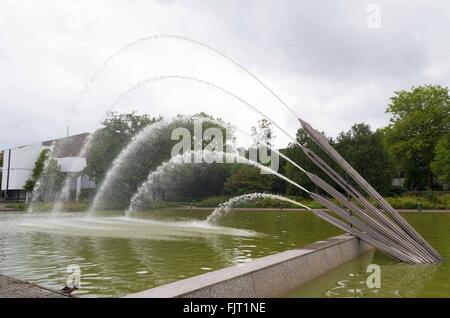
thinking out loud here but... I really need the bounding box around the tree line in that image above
[20,85,449,208]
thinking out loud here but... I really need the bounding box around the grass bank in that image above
[5,192,449,212]
[195,193,450,210]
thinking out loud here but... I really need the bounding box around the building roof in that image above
[42,132,90,158]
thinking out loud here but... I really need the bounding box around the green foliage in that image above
[384,195,449,210]
[20,201,89,212]
[195,193,450,210]
[85,112,233,209]
[284,128,336,196]
[22,148,64,202]
[84,111,162,183]
[224,165,273,195]
[194,196,230,207]
[382,85,450,190]
[195,195,324,209]
[335,123,393,195]
[147,163,231,203]
[270,151,287,194]
[31,155,65,201]
[431,133,450,184]
[251,118,275,146]
[23,149,50,192]
[4,203,26,210]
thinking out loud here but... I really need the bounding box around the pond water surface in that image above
[0,209,339,297]
[1,210,448,297]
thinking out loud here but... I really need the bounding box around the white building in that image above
[1,133,95,201]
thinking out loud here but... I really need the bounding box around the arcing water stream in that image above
[127,150,310,214]
[206,192,310,223]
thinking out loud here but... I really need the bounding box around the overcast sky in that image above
[1,0,449,150]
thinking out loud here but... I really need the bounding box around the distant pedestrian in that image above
[417,202,422,213]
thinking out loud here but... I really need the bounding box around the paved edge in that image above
[0,274,70,298]
[125,234,374,298]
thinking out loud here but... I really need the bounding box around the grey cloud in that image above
[0,0,449,149]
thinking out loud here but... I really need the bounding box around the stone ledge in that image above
[0,274,69,298]
[125,233,374,298]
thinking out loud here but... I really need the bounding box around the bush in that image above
[24,201,90,212]
[5,203,27,211]
[385,194,450,209]
[195,196,230,207]
[195,195,324,209]
[195,193,450,210]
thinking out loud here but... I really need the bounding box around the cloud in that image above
[0,0,449,149]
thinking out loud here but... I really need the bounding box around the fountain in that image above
[27,149,53,213]
[206,192,310,223]
[52,33,443,266]
[4,31,448,298]
[103,90,441,262]
[127,150,310,213]
[52,134,93,214]
[27,147,67,213]
[87,115,233,213]
[103,82,438,263]
[88,119,168,214]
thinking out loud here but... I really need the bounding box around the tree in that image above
[36,156,65,201]
[24,149,50,192]
[224,165,272,196]
[85,112,233,209]
[24,149,64,201]
[431,133,450,184]
[84,111,162,183]
[251,119,275,147]
[284,128,336,196]
[335,123,393,195]
[136,163,231,208]
[382,85,450,190]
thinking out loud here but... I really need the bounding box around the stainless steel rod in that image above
[310,194,424,263]
[300,145,436,262]
[299,119,441,262]
[312,210,420,264]
[306,172,432,263]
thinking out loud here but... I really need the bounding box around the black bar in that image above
[5,149,11,199]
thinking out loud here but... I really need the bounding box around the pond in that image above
[1,210,448,297]
[0,209,340,297]
[287,212,450,297]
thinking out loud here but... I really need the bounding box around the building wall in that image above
[1,144,47,191]
[1,133,93,200]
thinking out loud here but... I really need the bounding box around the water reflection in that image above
[0,209,340,297]
[323,253,439,298]
[288,213,450,298]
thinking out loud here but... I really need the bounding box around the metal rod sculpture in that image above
[297,118,442,264]
[76,34,441,264]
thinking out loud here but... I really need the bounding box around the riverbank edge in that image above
[2,205,449,213]
[175,206,450,213]
[125,233,374,298]
[0,274,70,298]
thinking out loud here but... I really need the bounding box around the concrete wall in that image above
[1,144,47,191]
[126,234,373,298]
[1,141,92,198]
